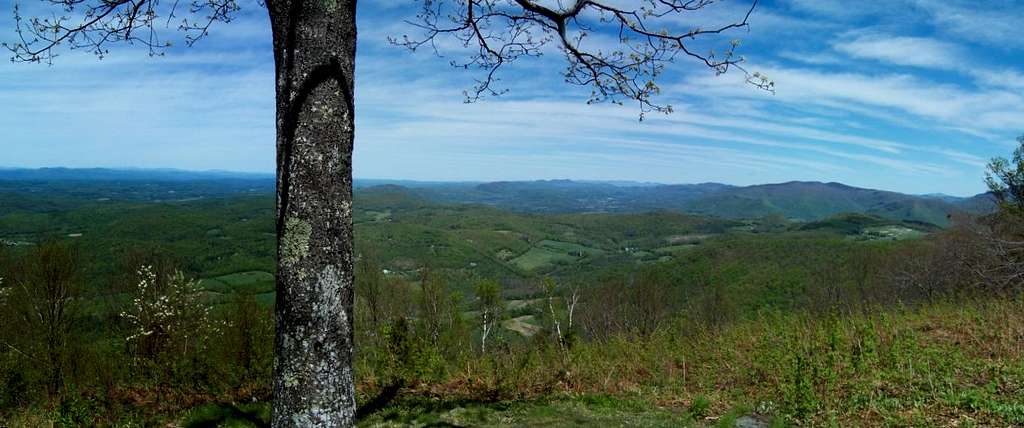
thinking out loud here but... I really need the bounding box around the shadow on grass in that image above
[357,381,517,427]
[181,382,513,427]
[182,382,408,427]
[184,403,270,428]
[355,381,405,420]
[362,395,514,427]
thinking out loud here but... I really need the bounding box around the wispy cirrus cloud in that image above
[832,33,962,69]
[0,0,1020,197]
[683,64,1024,135]
[827,30,1024,93]
[913,0,1024,50]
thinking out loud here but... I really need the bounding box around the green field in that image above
[511,247,580,272]
[653,244,700,255]
[502,315,541,337]
[507,239,608,272]
[857,225,926,241]
[537,239,604,256]
[201,271,275,297]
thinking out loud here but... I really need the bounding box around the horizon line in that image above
[0,166,986,197]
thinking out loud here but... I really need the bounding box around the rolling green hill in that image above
[353,186,744,286]
[685,181,974,225]
[362,179,992,226]
[4,175,1016,427]
[0,180,944,292]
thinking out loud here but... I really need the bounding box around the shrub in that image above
[120,266,220,383]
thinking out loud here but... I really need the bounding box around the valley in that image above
[0,171,1018,427]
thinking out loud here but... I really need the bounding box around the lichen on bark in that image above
[281,217,312,266]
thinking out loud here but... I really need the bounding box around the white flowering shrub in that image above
[121,266,217,364]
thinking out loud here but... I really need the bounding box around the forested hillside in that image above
[2,175,1021,426]
[0,179,940,297]
[353,179,990,225]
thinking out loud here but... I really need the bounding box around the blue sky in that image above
[1,0,1022,196]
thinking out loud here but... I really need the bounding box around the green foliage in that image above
[0,356,29,412]
[2,241,81,404]
[0,194,275,287]
[473,279,503,310]
[220,294,274,386]
[0,180,1019,426]
[783,349,817,420]
[353,293,1024,427]
[121,266,219,384]
[800,212,937,238]
[474,278,504,354]
[380,317,445,384]
[54,386,99,428]
[687,395,712,419]
[986,135,1024,215]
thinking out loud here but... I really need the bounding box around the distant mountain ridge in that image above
[0,167,273,181]
[0,169,994,226]
[358,179,994,226]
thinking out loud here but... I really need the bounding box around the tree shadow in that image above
[361,393,513,428]
[182,384,504,427]
[355,380,404,420]
[183,403,270,428]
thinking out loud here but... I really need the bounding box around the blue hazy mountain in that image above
[0,167,273,181]
[0,168,993,225]
[359,179,992,226]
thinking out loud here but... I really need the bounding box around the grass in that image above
[357,210,393,224]
[358,395,704,427]
[201,271,275,297]
[630,250,654,259]
[216,271,275,287]
[537,240,604,257]
[653,244,699,255]
[172,396,763,427]
[199,277,231,294]
[509,247,578,272]
[253,291,276,306]
[857,226,926,241]
[505,298,542,311]
[502,315,541,337]
[181,402,271,427]
[348,297,1024,427]
[170,293,1022,427]
[508,240,605,272]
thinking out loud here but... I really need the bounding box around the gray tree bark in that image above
[266,0,358,425]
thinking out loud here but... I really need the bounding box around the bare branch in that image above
[3,0,240,63]
[395,0,773,118]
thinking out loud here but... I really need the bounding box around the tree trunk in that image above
[266,0,357,426]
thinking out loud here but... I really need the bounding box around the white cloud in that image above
[777,50,845,66]
[932,148,989,168]
[967,68,1024,91]
[353,71,957,178]
[0,48,275,172]
[785,0,872,18]
[833,33,961,69]
[680,65,1024,137]
[829,31,1024,94]
[915,0,1024,49]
